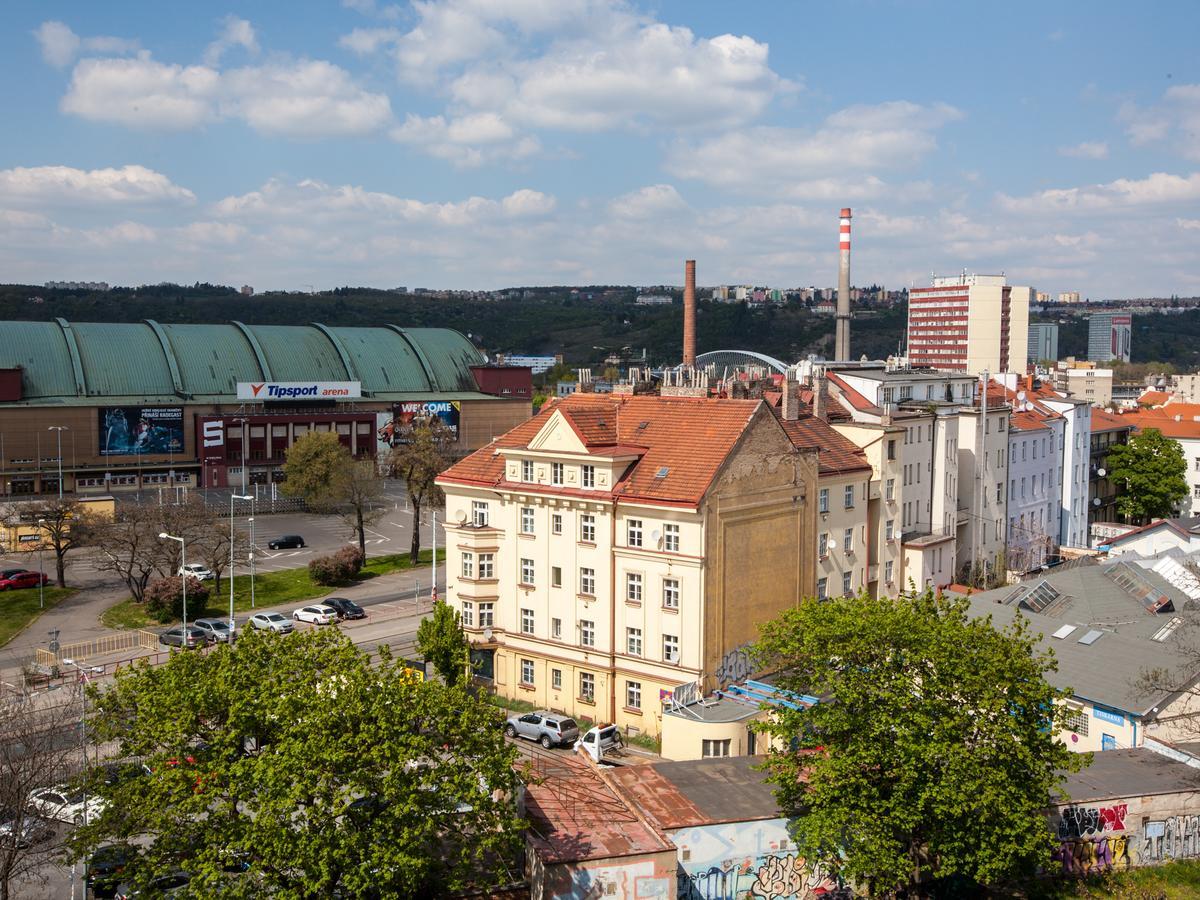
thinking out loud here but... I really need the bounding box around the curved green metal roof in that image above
[0,320,486,405]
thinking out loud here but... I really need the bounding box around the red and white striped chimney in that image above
[835,207,852,361]
[683,259,696,366]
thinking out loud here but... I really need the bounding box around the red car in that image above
[0,571,49,590]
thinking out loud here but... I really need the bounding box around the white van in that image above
[575,724,624,763]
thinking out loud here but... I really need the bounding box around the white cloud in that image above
[390,112,539,166]
[1177,218,1200,231]
[62,56,219,129]
[665,101,962,193]
[338,27,403,56]
[0,165,195,206]
[608,184,687,219]
[34,20,139,68]
[341,0,403,21]
[997,172,1200,213]
[1120,84,1200,160]
[1058,141,1109,159]
[203,16,258,67]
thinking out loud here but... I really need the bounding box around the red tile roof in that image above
[1090,408,1135,433]
[774,412,872,475]
[1010,410,1051,432]
[826,372,879,413]
[1115,409,1200,440]
[438,393,772,507]
[1138,389,1171,407]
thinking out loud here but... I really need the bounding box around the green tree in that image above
[1107,426,1188,523]
[333,458,387,558]
[70,628,524,898]
[16,498,101,587]
[387,424,450,563]
[417,600,469,686]
[281,431,347,508]
[751,590,1085,897]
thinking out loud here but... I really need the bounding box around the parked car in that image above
[248,612,293,634]
[504,711,581,749]
[114,871,190,899]
[575,724,624,763]
[268,534,306,550]
[0,568,31,580]
[178,563,215,581]
[88,843,139,898]
[322,597,366,621]
[0,809,54,849]
[0,570,49,590]
[159,626,207,649]
[26,785,107,824]
[192,618,233,643]
[293,604,337,625]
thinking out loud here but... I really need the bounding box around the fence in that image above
[34,629,161,669]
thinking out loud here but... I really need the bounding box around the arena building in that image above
[0,319,532,496]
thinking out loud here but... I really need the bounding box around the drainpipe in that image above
[609,497,618,724]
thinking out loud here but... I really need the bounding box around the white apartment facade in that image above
[1005,409,1065,572]
[1037,393,1091,547]
[906,274,1031,376]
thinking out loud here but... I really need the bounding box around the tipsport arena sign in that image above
[236,381,361,401]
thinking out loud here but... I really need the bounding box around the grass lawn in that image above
[101,549,443,630]
[0,585,76,647]
[1020,860,1200,898]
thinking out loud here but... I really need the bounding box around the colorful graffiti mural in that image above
[1053,804,1133,875]
[672,818,848,900]
[1142,815,1200,862]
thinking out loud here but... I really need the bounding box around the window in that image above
[663,578,680,609]
[580,672,595,702]
[663,523,680,552]
[521,608,535,634]
[521,460,534,482]
[552,617,562,639]
[626,681,642,710]
[1194,485,1200,500]
[551,513,563,535]
[885,561,894,583]
[627,627,642,656]
[999,418,1006,432]
[580,514,596,543]
[887,439,897,460]
[818,533,828,558]
[461,601,474,627]
[885,478,895,501]
[843,528,853,553]
[996,483,1002,504]
[551,462,564,485]
[580,620,595,647]
[582,465,595,488]
[627,519,643,547]
[478,553,494,579]
[580,567,595,596]
[818,488,829,513]
[844,485,854,508]
[626,572,643,602]
[1063,708,1088,736]
[479,603,494,627]
[885,519,894,540]
[520,558,535,586]
[520,506,534,534]
[461,551,474,579]
[702,739,731,758]
[471,501,489,527]
[520,659,535,685]
[817,577,828,599]
[663,634,680,663]
[551,566,562,588]
[842,571,852,595]
[551,668,562,690]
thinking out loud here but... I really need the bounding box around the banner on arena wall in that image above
[98,407,184,456]
[377,401,460,446]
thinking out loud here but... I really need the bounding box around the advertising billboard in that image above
[237,381,361,401]
[377,401,460,447]
[99,407,184,456]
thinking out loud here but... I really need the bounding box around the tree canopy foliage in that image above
[282,433,386,556]
[417,601,469,687]
[1107,426,1188,523]
[751,590,1085,896]
[71,628,524,898]
[387,424,450,563]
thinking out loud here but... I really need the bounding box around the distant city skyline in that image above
[0,1,1197,296]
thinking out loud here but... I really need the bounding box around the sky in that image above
[0,1,1197,297]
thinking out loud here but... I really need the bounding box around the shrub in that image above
[308,546,365,585]
[144,575,209,624]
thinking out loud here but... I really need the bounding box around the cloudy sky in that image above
[1,1,1197,296]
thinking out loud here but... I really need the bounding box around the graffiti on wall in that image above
[1142,816,1200,862]
[1053,804,1132,875]
[673,819,849,900]
[546,858,673,899]
[715,645,753,688]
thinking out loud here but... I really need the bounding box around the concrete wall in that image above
[1049,790,1200,875]
[660,712,758,762]
[531,847,678,900]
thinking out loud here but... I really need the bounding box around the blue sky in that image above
[1,0,1197,296]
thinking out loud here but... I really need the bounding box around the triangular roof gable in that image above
[527,408,591,455]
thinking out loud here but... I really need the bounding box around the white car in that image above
[248,612,294,634]
[293,605,337,625]
[27,785,107,825]
[178,563,215,581]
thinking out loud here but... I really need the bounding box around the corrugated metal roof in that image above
[0,319,486,404]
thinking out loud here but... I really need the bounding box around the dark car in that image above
[0,568,31,580]
[322,597,366,621]
[0,570,49,590]
[115,871,190,899]
[268,534,306,550]
[88,843,139,898]
[159,626,207,649]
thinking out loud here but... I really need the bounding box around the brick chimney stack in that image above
[683,259,696,367]
[782,370,800,421]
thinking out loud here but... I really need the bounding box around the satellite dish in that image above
[456,510,467,525]
[482,627,493,641]
[1093,498,1102,506]
[1097,468,1106,478]
[1017,390,1027,404]
[651,529,662,544]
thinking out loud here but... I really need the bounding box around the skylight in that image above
[1077,630,1105,645]
[1052,624,1077,640]
[654,466,669,478]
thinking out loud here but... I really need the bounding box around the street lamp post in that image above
[36,518,45,609]
[48,426,68,499]
[158,532,188,636]
[248,509,256,609]
[229,494,252,639]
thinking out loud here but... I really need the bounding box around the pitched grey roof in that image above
[1059,749,1200,804]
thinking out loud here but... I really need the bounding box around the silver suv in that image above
[503,711,580,749]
